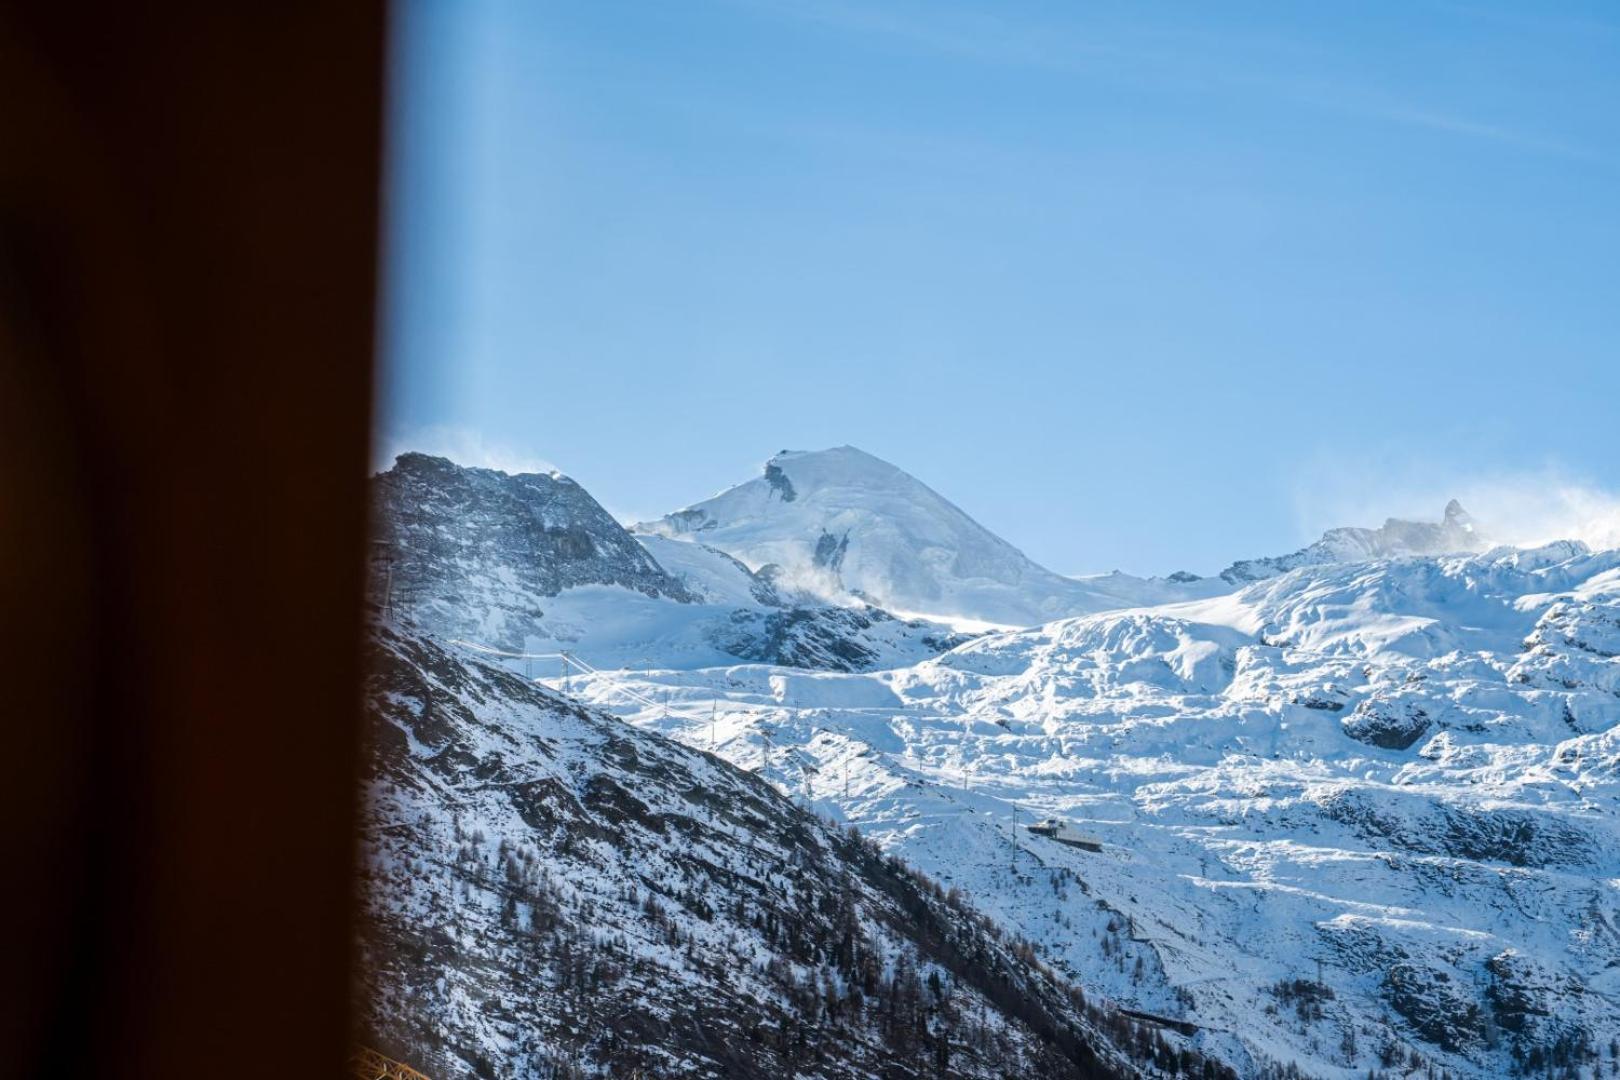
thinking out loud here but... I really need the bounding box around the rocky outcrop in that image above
[708,604,969,672]
[1342,698,1432,749]
[1384,963,1486,1054]
[371,453,691,648]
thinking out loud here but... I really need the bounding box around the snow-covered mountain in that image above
[355,621,1232,1079]
[371,452,693,649]
[564,542,1620,1079]
[638,448,1502,631]
[370,453,965,672]
[367,445,1620,1077]
[637,446,1225,628]
[1221,499,1486,585]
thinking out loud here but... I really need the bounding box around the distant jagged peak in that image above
[1331,498,1484,549]
[1222,499,1490,585]
[385,449,577,485]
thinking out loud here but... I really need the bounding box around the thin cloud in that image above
[1327,97,1597,161]
[1431,2,1620,40]
[728,0,1596,162]
[726,0,1149,71]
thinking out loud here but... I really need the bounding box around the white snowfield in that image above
[557,542,1620,1078]
[637,446,1232,629]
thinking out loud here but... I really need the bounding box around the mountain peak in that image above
[636,446,1065,625]
[764,445,908,485]
[637,447,1226,626]
[370,453,692,648]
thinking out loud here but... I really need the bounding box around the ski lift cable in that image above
[446,637,726,727]
[445,638,566,661]
[553,651,777,731]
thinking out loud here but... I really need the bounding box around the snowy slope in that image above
[637,533,776,607]
[355,622,1234,1079]
[563,543,1620,1079]
[637,447,1228,629]
[371,453,965,673]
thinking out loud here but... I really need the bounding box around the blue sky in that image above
[381,0,1620,576]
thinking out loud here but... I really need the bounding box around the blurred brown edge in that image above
[1,6,388,1077]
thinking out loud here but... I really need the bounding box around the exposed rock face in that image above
[1481,949,1596,1069]
[812,529,850,572]
[1222,499,1486,584]
[371,453,690,649]
[1313,787,1596,869]
[1342,697,1432,749]
[1384,963,1486,1054]
[708,605,970,672]
[763,460,797,503]
[354,623,1219,1079]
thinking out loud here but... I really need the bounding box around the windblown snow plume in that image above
[1451,477,1620,550]
[1294,466,1620,556]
